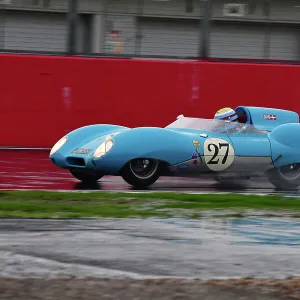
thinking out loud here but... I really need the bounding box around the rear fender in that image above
[269,123,300,167]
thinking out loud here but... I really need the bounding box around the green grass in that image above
[0,190,300,218]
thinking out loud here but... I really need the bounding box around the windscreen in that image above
[166,117,227,132]
[166,117,268,135]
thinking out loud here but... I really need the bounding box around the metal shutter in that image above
[3,11,67,52]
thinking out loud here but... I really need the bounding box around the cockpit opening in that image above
[236,107,248,124]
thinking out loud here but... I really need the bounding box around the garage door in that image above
[0,11,5,49]
[269,24,300,60]
[2,11,67,52]
[139,18,201,57]
[210,22,265,59]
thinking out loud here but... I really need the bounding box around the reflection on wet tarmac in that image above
[231,218,300,246]
[0,217,300,279]
[0,149,299,194]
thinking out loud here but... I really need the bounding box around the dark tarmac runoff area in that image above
[1,149,300,300]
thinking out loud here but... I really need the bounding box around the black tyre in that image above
[267,164,300,190]
[121,158,161,188]
[69,169,104,183]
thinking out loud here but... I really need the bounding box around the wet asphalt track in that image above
[1,217,300,279]
[1,149,300,280]
[0,149,299,195]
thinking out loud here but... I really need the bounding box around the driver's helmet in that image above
[213,107,238,132]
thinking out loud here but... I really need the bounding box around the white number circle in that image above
[203,138,235,171]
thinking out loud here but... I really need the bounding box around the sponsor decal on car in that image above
[264,114,276,120]
[72,148,92,154]
[192,140,200,148]
[191,152,197,159]
[177,164,189,169]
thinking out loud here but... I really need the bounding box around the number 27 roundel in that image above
[203,138,235,171]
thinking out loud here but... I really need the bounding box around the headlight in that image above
[50,136,68,156]
[93,139,114,158]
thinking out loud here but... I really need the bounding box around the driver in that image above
[213,107,242,133]
[214,107,238,122]
[214,107,266,134]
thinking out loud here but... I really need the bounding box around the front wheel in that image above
[267,164,300,190]
[69,169,104,183]
[121,158,161,188]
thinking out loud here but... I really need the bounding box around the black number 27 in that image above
[207,143,230,165]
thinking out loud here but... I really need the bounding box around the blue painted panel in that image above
[269,123,300,167]
[228,134,271,157]
[235,106,299,131]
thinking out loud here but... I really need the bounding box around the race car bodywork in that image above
[49,106,300,189]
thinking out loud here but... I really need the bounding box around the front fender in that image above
[53,124,129,155]
[94,127,201,171]
[269,123,300,167]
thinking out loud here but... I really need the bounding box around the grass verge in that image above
[0,190,300,218]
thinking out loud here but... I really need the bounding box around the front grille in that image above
[66,157,85,167]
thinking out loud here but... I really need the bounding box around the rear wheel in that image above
[267,164,300,190]
[69,169,104,183]
[121,158,161,188]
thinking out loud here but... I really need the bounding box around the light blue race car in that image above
[49,106,300,190]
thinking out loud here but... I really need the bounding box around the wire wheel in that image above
[278,164,300,180]
[129,158,159,180]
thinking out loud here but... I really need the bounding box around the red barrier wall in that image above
[1,54,300,148]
